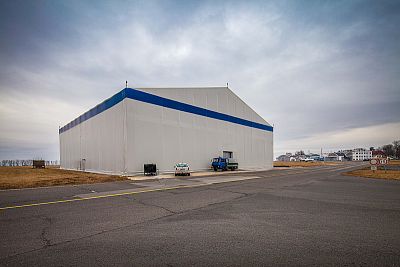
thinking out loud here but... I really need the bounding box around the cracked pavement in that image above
[1,163,400,266]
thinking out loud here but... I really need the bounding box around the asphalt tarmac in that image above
[1,163,399,266]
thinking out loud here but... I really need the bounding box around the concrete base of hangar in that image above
[126,168,271,181]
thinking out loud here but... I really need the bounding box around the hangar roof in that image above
[137,87,269,126]
[59,87,273,134]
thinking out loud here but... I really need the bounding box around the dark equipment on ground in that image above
[33,160,45,169]
[144,164,157,176]
[211,157,238,171]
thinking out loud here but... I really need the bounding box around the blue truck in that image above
[211,157,238,171]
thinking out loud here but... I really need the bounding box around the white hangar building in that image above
[59,87,274,175]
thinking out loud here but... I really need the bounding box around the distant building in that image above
[276,152,312,162]
[372,150,386,158]
[307,153,324,161]
[352,148,372,161]
[336,152,346,161]
[276,154,291,162]
[344,152,353,161]
[324,152,349,161]
[325,153,340,161]
[339,149,353,161]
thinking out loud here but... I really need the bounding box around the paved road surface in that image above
[1,163,399,266]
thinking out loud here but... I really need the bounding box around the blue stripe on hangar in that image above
[59,88,273,134]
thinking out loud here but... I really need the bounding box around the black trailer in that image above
[144,164,157,176]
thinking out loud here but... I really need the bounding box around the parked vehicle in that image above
[211,157,238,171]
[175,163,190,176]
[312,156,325,161]
[144,164,157,176]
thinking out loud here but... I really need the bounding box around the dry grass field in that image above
[344,168,400,180]
[0,166,127,189]
[388,160,400,165]
[344,160,400,180]
[274,161,340,167]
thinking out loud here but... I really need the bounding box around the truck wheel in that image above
[188,173,190,176]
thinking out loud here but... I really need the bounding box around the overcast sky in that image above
[0,0,399,160]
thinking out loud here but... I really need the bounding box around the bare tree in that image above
[393,140,400,159]
[381,144,394,157]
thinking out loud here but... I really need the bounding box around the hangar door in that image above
[223,151,233,158]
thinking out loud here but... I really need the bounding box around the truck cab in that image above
[211,157,238,171]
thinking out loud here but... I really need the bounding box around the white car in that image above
[174,163,190,176]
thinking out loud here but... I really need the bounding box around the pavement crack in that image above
[136,200,177,214]
[39,216,52,247]
[0,187,254,262]
[119,195,176,214]
[73,185,96,193]
[212,188,250,197]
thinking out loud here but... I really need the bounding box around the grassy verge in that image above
[273,161,340,167]
[388,160,400,165]
[344,160,400,180]
[0,166,127,189]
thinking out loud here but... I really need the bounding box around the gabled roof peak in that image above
[136,86,229,90]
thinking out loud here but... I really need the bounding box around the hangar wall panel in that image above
[60,103,125,174]
[124,90,273,173]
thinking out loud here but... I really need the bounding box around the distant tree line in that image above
[371,140,400,159]
[1,160,59,167]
